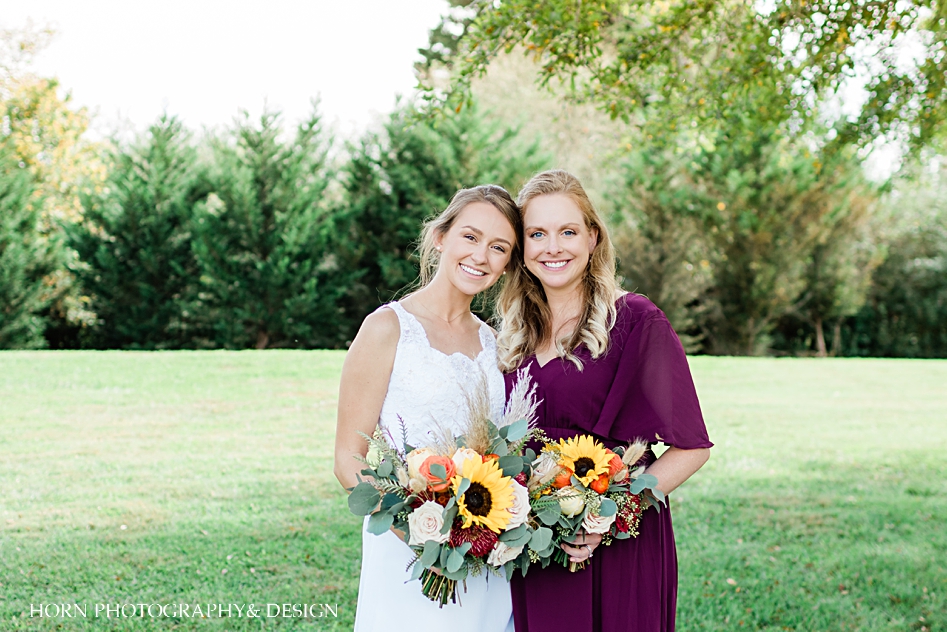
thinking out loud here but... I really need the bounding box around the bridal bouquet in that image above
[347,371,551,606]
[525,435,664,572]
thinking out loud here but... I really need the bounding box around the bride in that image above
[334,185,520,631]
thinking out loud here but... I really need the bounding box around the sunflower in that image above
[558,435,612,487]
[452,457,514,533]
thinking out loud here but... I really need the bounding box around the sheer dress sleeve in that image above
[590,299,712,450]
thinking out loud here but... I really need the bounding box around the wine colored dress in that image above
[504,293,712,632]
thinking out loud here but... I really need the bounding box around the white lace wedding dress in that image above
[353,302,515,632]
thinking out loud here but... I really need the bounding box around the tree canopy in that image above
[424,0,947,152]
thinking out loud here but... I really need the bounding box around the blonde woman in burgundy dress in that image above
[496,170,713,632]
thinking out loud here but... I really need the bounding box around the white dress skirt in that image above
[353,302,514,632]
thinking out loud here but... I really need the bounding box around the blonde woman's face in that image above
[433,202,516,296]
[523,194,598,296]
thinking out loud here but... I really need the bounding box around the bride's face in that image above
[523,193,598,296]
[433,202,516,296]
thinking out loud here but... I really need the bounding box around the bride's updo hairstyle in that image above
[417,184,522,287]
[497,170,620,372]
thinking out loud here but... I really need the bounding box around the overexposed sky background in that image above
[1,0,449,138]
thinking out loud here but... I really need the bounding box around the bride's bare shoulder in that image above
[351,305,400,350]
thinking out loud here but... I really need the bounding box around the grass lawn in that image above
[1,352,945,631]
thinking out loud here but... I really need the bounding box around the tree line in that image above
[2,99,944,356]
[2,15,946,356]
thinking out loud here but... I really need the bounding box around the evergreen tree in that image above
[606,145,714,353]
[697,131,867,355]
[67,115,205,348]
[0,143,61,348]
[845,167,947,358]
[190,107,343,349]
[333,104,549,341]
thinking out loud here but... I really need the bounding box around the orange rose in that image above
[419,455,456,492]
[590,473,610,494]
[605,450,624,477]
[551,466,574,489]
[482,453,500,462]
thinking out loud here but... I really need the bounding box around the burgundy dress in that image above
[504,293,712,632]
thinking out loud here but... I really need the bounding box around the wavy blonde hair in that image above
[497,170,620,371]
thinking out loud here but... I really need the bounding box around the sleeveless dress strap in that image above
[384,301,427,349]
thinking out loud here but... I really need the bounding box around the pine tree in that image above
[333,104,549,341]
[0,143,61,348]
[190,107,343,349]
[67,115,205,348]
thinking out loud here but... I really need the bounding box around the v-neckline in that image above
[397,303,487,363]
[533,354,558,369]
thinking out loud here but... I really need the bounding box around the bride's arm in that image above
[333,308,399,491]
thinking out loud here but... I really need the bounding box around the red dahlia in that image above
[449,521,499,557]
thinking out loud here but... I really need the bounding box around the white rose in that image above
[487,541,524,567]
[582,511,616,534]
[408,501,450,546]
[451,447,480,472]
[555,487,585,517]
[528,451,560,491]
[505,481,530,528]
[406,447,436,479]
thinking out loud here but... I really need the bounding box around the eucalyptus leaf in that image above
[504,561,515,581]
[498,523,528,542]
[447,548,465,573]
[456,478,471,497]
[440,506,459,534]
[537,503,561,526]
[505,418,528,441]
[599,497,618,517]
[630,473,658,494]
[420,540,440,568]
[529,526,553,552]
[376,459,393,478]
[409,560,425,581]
[524,448,536,461]
[504,530,532,549]
[380,493,401,511]
[366,511,394,535]
[429,463,447,480]
[347,483,381,516]
[498,455,524,477]
[490,439,509,456]
[443,565,468,581]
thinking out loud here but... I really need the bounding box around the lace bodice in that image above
[377,302,505,449]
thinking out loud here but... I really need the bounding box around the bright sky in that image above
[1,0,448,138]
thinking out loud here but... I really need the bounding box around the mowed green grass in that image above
[1,353,945,631]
